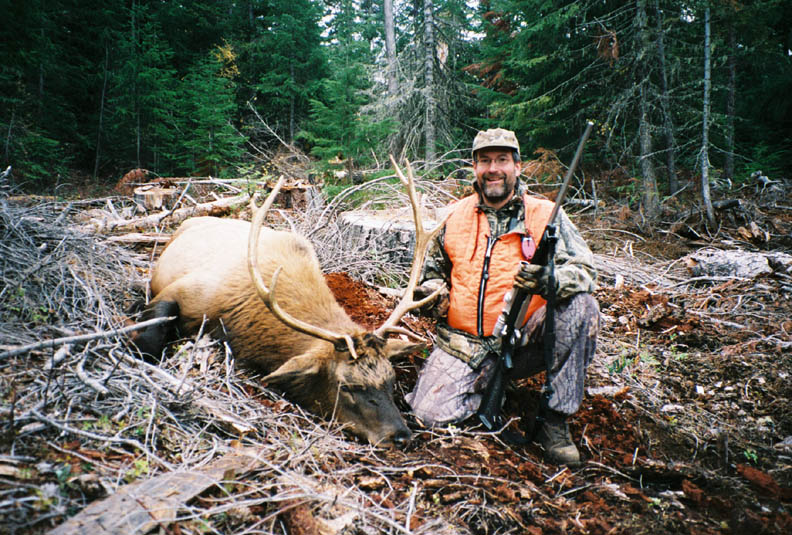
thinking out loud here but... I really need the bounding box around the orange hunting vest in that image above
[444,194,554,337]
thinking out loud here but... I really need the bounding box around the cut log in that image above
[104,232,171,245]
[47,448,262,535]
[683,248,792,279]
[279,183,324,211]
[84,193,251,233]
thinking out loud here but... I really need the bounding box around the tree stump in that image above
[339,207,448,268]
[133,185,178,212]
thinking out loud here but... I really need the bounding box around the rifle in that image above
[477,121,594,437]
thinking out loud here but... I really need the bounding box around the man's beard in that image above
[479,173,514,204]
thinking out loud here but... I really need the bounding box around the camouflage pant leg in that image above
[405,346,484,426]
[406,293,599,425]
[510,292,600,416]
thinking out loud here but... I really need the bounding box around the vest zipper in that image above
[476,235,498,336]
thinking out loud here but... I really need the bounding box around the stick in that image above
[85,193,250,233]
[0,316,176,360]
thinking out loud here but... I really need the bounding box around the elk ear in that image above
[384,339,423,359]
[263,353,323,392]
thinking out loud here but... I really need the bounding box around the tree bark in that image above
[423,0,437,165]
[724,21,736,183]
[4,108,13,162]
[94,42,109,179]
[131,0,141,168]
[384,0,398,96]
[636,0,659,219]
[654,0,678,194]
[700,5,716,226]
[289,62,296,142]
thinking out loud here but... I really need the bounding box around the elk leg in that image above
[131,300,180,360]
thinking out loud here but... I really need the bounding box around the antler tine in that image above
[248,176,358,358]
[375,156,451,336]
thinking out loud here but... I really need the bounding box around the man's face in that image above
[473,149,522,209]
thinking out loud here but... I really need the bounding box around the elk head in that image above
[248,158,449,448]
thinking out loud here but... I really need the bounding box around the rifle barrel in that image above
[546,121,595,226]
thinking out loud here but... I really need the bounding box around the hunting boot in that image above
[536,410,580,466]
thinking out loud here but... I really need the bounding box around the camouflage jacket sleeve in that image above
[420,225,451,285]
[554,209,597,299]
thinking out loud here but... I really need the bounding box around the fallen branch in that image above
[115,347,257,434]
[674,198,742,221]
[0,316,176,360]
[30,409,175,470]
[85,193,250,233]
[104,232,171,245]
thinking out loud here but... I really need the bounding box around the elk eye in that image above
[340,384,357,394]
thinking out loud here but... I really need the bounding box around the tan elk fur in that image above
[141,216,417,446]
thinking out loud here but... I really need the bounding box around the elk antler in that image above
[374,156,451,337]
[248,176,359,358]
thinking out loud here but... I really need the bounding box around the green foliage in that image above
[736,142,787,181]
[2,0,792,190]
[298,0,395,168]
[239,0,327,143]
[300,72,396,167]
[106,2,181,171]
[124,458,150,482]
[742,448,759,464]
[178,50,245,176]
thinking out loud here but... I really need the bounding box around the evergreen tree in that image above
[372,0,480,165]
[178,47,245,176]
[299,0,395,169]
[238,0,327,144]
[106,1,180,172]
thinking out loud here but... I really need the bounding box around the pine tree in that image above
[240,0,327,143]
[106,1,180,172]
[178,47,245,176]
[299,0,395,169]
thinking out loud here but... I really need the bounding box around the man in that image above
[406,128,599,465]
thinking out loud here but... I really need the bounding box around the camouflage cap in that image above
[472,128,520,158]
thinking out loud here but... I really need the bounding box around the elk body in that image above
[133,161,446,448]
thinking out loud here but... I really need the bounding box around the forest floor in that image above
[0,168,790,535]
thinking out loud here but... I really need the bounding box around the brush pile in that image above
[0,177,790,534]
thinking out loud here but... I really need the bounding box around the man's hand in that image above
[414,278,449,318]
[513,263,555,298]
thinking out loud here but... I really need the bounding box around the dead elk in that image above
[132,160,446,448]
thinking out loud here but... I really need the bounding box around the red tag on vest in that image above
[521,235,536,261]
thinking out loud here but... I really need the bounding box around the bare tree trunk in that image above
[38,17,45,120]
[4,109,13,162]
[724,22,736,183]
[654,0,677,194]
[384,0,398,96]
[94,43,109,179]
[700,5,715,226]
[289,63,295,142]
[132,0,141,168]
[637,0,659,219]
[423,0,436,165]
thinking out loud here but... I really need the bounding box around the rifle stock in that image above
[477,121,594,434]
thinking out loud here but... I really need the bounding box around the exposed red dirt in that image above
[325,269,792,535]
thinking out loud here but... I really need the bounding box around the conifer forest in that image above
[1,1,791,534]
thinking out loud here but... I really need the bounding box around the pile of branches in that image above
[0,198,148,348]
[2,176,789,534]
[0,192,463,535]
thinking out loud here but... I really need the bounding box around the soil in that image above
[325,268,791,535]
[1,173,790,535]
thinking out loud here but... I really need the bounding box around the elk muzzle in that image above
[337,383,412,449]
